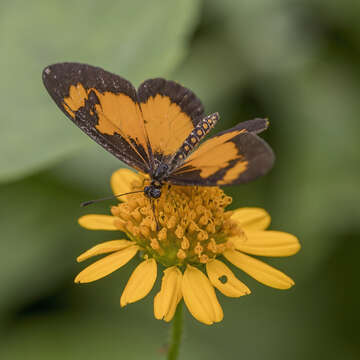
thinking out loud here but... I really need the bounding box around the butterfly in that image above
[42,63,274,200]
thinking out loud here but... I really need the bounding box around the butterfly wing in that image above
[167,119,275,186]
[43,63,272,185]
[42,62,150,173]
[137,78,204,167]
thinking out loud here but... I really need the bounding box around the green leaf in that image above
[0,0,201,183]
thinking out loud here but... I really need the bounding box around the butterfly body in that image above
[43,63,275,199]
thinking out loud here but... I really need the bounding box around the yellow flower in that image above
[75,169,300,325]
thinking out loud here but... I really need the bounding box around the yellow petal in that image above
[164,292,182,322]
[182,265,223,325]
[78,215,117,230]
[77,240,135,262]
[206,259,250,297]
[110,168,143,201]
[232,231,300,257]
[231,207,271,231]
[223,250,295,289]
[74,245,139,283]
[154,267,182,322]
[120,258,157,307]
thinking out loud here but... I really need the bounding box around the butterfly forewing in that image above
[42,63,150,172]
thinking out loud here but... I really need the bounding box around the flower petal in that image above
[77,240,135,262]
[206,259,250,297]
[120,258,157,307]
[232,231,300,257]
[74,245,139,283]
[111,168,143,201]
[164,293,182,322]
[223,250,295,289]
[78,215,118,230]
[182,265,223,325]
[154,267,182,322]
[231,207,271,231]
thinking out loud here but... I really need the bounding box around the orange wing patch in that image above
[63,83,88,118]
[92,89,146,141]
[140,94,194,156]
[216,161,249,185]
[63,83,149,161]
[178,130,246,178]
[188,130,241,158]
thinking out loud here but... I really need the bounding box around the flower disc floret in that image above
[110,176,240,268]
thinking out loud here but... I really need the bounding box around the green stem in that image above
[167,301,183,360]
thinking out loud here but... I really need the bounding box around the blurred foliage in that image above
[0,0,200,183]
[1,0,360,359]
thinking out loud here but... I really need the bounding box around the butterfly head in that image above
[144,180,162,199]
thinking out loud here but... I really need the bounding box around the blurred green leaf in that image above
[254,65,360,276]
[0,0,201,183]
[207,0,317,75]
[47,143,126,195]
[175,34,246,112]
[0,171,118,319]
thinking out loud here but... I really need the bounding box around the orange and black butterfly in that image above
[42,63,274,199]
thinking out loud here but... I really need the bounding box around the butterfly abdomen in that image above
[171,112,219,167]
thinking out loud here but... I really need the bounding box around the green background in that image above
[1,0,359,359]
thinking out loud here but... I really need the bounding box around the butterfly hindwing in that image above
[167,118,275,186]
[42,63,150,172]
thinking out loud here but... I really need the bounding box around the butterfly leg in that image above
[151,198,160,231]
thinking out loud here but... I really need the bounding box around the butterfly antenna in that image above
[81,190,144,207]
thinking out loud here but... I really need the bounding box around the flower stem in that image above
[167,301,183,360]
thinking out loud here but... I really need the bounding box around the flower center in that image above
[110,176,241,267]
